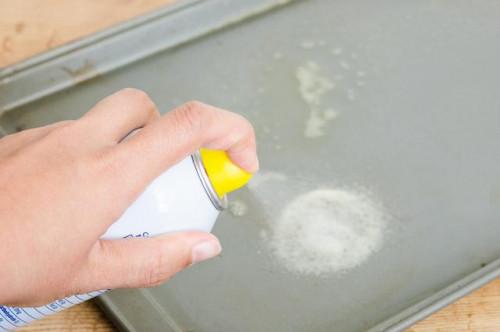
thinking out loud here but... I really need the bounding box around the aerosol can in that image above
[0,149,252,330]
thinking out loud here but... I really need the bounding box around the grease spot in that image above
[61,60,100,84]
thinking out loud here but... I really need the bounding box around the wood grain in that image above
[16,279,500,332]
[0,0,175,67]
[17,302,116,332]
[409,280,500,332]
[2,1,499,331]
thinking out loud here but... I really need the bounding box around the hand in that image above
[0,88,258,306]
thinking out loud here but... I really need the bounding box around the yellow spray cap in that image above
[200,148,252,198]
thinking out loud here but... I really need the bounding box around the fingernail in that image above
[191,240,222,264]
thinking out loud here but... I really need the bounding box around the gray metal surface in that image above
[1,0,500,331]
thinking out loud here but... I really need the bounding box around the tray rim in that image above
[0,0,294,115]
[1,0,499,331]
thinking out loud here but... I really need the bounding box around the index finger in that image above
[111,101,258,192]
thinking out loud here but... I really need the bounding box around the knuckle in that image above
[173,101,207,133]
[143,251,172,287]
[183,100,205,110]
[41,124,80,154]
[119,88,156,110]
[119,87,148,99]
[142,239,189,287]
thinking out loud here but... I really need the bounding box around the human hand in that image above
[0,88,258,306]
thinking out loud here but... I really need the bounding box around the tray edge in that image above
[0,0,296,115]
[2,0,500,330]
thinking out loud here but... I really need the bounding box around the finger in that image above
[110,101,258,195]
[0,121,72,158]
[74,232,221,292]
[79,88,160,144]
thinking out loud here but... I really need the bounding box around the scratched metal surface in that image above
[1,0,500,331]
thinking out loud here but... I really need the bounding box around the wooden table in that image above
[1,1,499,331]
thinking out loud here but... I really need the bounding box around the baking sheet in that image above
[1,0,500,331]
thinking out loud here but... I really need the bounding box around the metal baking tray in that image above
[1,0,500,331]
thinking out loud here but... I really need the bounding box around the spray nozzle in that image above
[200,148,252,198]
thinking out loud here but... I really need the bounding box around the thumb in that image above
[74,232,221,292]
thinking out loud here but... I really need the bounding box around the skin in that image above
[0,88,259,306]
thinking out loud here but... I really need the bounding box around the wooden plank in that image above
[17,279,500,331]
[2,0,499,331]
[18,301,116,332]
[409,279,500,332]
[0,0,175,67]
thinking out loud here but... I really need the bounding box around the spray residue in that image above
[248,171,288,189]
[229,200,248,217]
[265,188,387,276]
[295,61,336,138]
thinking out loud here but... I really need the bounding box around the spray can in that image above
[0,149,252,331]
